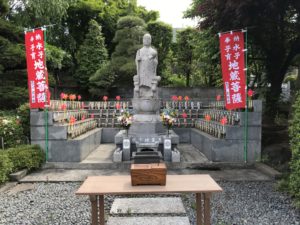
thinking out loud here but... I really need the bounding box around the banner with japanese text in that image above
[25,29,49,109]
[219,31,246,110]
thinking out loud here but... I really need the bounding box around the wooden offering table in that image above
[76,174,222,225]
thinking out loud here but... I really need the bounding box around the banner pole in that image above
[243,28,248,163]
[42,27,49,162]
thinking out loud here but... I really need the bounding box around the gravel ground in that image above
[0,181,299,225]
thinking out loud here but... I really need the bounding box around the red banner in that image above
[219,31,246,110]
[25,29,49,109]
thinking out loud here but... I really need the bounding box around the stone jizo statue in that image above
[134,33,161,98]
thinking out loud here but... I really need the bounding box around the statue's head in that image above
[143,33,151,47]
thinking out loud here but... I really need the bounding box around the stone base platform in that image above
[114,129,180,162]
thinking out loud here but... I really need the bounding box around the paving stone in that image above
[107,216,190,225]
[9,169,28,181]
[110,197,186,214]
[6,183,36,195]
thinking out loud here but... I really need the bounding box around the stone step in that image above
[107,216,190,225]
[110,197,186,214]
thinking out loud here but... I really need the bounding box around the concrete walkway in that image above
[19,143,275,182]
[20,168,271,182]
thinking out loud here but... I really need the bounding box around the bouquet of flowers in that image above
[161,109,177,135]
[117,110,133,135]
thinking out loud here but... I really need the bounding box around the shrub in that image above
[288,92,300,207]
[0,151,13,184]
[0,115,24,148]
[17,103,30,139]
[6,145,45,172]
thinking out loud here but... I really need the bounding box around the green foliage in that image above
[0,0,9,17]
[111,16,146,87]
[175,28,198,87]
[0,17,27,109]
[10,0,72,28]
[0,145,45,184]
[165,74,186,87]
[147,21,173,80]
[75,19,108,93]
[0,115,24,148]
[17,103,30,138]
[89,62,115,97]
[66,0,104,49]
[0,151,13,184]
[6,145,45,173]
[288,92,300,207]
[46,44,69,71]
[191,29,222,87]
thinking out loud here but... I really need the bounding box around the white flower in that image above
[2,119,11,125]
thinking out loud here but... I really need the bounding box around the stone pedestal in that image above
[114,129,179,162]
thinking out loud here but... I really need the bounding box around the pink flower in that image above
[115,103,121,110]
[171,95,178,101]
[184,96,189,101]
[182,112,188,118]
[63,94,69,100]
[69,94,76,101]
[77,95,82,101]
[60,92,65,100]
[248,89,254,97]
[60,103,67,110]
[205,114,211,121]
[216,95,221,101]
[70,116,76,125]
[115,96,121,101]
[220,117,228,125]
[103,96,108,101]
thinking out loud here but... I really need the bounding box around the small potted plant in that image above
[117,110,133,137]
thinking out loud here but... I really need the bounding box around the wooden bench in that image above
[76,174,223,225]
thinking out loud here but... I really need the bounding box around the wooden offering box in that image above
[131,163,167,186]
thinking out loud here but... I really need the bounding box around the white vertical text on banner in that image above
[25,29,49,109]
[219,31,246,110]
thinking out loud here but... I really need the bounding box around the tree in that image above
[89,62,115,97]
[110,16,146,87]
[75,19,108,93]
[186,0,300,114]
[0,0,27,109]
[176,28,198,87]
[147,21,173,81]
[191,28,222,87]
[9,0,71,27]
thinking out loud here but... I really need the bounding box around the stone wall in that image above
[30,110,101,162]
[108,87,223,100]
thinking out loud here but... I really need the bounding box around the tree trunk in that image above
[186,71,190,87]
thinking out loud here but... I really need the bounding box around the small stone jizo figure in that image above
[134,33,161,98]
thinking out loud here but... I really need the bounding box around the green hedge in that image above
[0,145,45,184]
[289,92,300,207]
[0,151,13,184]
[17,103,30,139]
